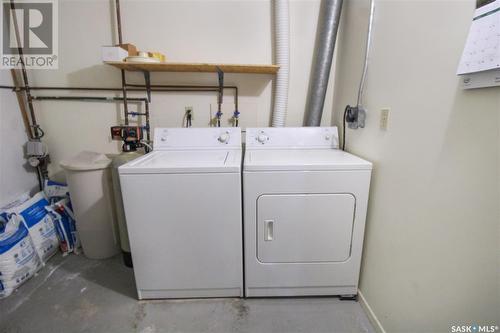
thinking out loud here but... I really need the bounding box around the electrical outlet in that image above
[380,108,390,130]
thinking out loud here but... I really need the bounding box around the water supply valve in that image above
[232,110,240,127]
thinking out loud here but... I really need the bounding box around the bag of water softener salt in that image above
[0,193,30,212]
[43,179,69,203]
[0,214,42,298]
[6,192,59,264]
[46,198,80,256]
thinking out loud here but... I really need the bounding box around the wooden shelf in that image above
[105,61,279,74]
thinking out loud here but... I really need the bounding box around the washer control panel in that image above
[246,127,339,149]
[154,127,241,150]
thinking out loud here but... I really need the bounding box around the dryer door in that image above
[257,193,355,263]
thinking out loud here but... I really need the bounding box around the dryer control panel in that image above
[246,127,339,149]
[154,127,241,150]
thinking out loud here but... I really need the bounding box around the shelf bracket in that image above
[143,71,152,103]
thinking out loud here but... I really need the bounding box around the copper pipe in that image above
[10,70,34,140]
[114,0,129,124]
[0,85,223,91]
[0,85,240,130]
[31,96,146,102]
[115,0,123,45]
[126,84,239,110]
[0,85,239,109]
[144,100,151,143]
[31,94,152,152]
[9,0,40,137]
[121,71,129,125]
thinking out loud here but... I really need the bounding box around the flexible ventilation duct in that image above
[305,0,343,126]
[271,0,290,127]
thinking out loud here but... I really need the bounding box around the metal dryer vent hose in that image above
[305,0,343,127]
[271,0,290,127]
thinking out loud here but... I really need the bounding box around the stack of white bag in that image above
[45,198,80,256]
[0,187,80,298]
[43,180,80,255]
[5,192,59,264]
[0,211,42,298]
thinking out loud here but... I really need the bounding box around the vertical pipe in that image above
[216,69,224,127]
[115,0,123,45]
[9,0,40,137]
[234,86,239,113]
[121,71,129,125]
[271,0,290,127]
[10,1,45,190]
[10,70,34,140]
[144,99,151,144]
[304,0,343,127]
[115,0,129,125]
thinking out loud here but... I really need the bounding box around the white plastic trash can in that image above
[60,151,120,259]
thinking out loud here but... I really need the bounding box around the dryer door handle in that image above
[264,220,274,241]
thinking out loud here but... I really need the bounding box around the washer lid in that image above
[244,149,372,171]
[119,150,241,174]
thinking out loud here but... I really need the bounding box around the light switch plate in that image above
[380,108,390,130]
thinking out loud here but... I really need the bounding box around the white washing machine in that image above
[119,127,243,299]
[243,127,372,298]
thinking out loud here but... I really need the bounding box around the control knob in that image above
[257,134,268,143]
[218,132,230,143]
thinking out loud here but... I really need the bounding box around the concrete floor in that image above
[0,254,374,333]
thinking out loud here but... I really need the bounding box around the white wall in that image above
[22,0,335,177]
[0,71,38,206]
[332,0,500,332]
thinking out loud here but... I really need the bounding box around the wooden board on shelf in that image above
[105,61,279,74]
